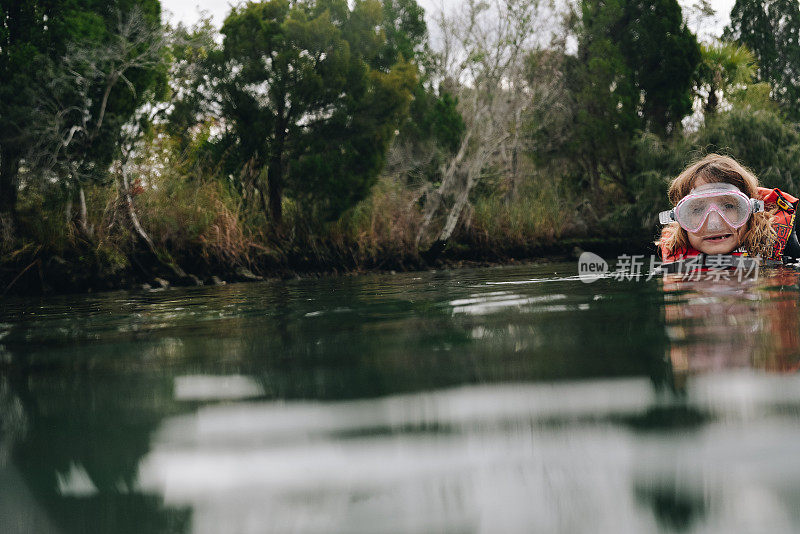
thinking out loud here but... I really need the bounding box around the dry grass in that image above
[468,178,569,251]
[4,159,584,291]
[135,172,255,268]
[336,177,423,264]
[197,197,257,266]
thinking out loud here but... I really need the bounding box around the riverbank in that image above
[1,167,662,297]
[0,234,656,297]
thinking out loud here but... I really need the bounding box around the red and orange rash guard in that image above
[659,187,799,263]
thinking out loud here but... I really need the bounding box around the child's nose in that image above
[705,210,726,231]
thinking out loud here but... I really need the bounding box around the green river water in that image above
[2,262,800,533]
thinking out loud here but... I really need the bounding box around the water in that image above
[1,262,800,533]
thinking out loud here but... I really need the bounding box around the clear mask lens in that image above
[675,193,751,232]
[658,184,765,231]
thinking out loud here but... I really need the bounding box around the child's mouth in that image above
[703,233,733,242]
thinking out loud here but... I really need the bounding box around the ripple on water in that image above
[3,263,800,534]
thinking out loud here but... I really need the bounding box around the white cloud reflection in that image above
[174,375,264,401]
[56,463,98,497]
[138,373,800,534]
[449,292,568,315]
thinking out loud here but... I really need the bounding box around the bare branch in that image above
[416,0,564,252]
[25,6,166,182]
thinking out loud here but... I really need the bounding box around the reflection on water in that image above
[664,270,800,383]
[1,264,800,533]
[174,375,264,401]
[138,375,800,534]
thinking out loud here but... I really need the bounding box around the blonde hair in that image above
[657,154,776,258]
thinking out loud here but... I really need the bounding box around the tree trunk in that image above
[0,147,20,224]
[65,198,73,225]
[120,174,155,252]
[258,186,271,224]
[705,82,719,117]
[506,106,522,202]
[420,175,475,263]
[78,186,91,236]
[246,159,271,225]
[118,173,186,280]
[447,155,483,241]
[268,101,288,230]
[437,176,471,243]
[268,154,283,228]
[416,129,473,248]
[419,148,487,262]
[508,145,519,201]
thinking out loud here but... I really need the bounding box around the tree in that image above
[619,0,700,136]
[0,1,65,226]
[381,0,465,186]
[551,0,699,199]
[0,0,164,233]
[683,0,718,40]
[695,41,757,116]
[725,0,800,120]
[211,0,416,226]
[29,5,167,234]
[376,0,427,68]
[415,0,560,255]
[564,0,639,198]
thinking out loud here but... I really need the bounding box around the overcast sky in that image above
[160,0,738,41]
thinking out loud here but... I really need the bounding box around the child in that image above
[657,154,800,263]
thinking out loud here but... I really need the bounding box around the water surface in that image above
[2,262,800,533]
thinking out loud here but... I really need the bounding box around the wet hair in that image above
[657,154,776,258]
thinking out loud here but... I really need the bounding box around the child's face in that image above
[685,178,745,255]
[686,215,744,254]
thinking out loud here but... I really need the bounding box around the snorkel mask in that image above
[658,183,764,233]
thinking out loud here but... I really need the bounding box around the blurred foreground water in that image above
[2,263,800,533]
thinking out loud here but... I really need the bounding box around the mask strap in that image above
[658,210,675,225]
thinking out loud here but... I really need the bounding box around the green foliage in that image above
[725,0,800,121]
[381,0,464,155]
[379,0,464,184]
[687,107,800,192]
[12,0,800,291]
[619,0,701,135]
[541,0,699,206]
[618,104,800,235]
[0,0,165,218]
[728,81,776,111]
[163,18,219,152]
[205,0,416,223]
[290,60,417,220]
[696,41,757,116]
[400,84,465,159]
[0,1,65,214]
[377,0,427,67]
